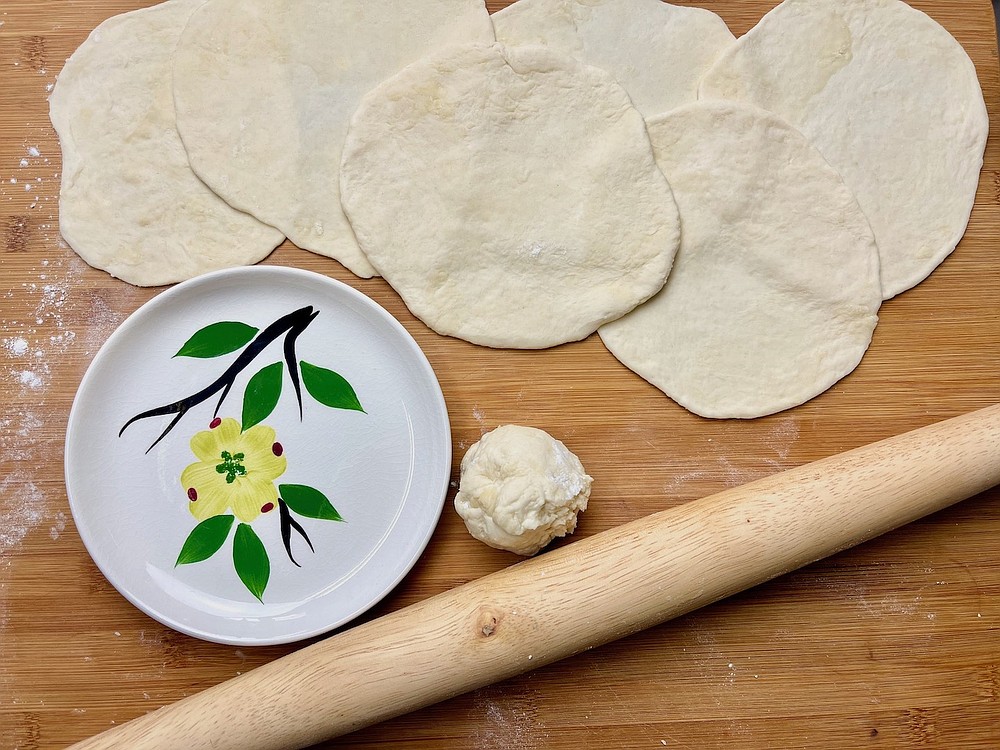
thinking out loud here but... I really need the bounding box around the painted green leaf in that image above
[242,361,283,432]
[233,523,270,602]
[175,514,235,566]
[300,361,364,413]
[279,484,344,522]
[174,322,258,358]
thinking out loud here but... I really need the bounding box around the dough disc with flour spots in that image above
[49,0,283,287]
[600,102,882,419]
[700,0,988,299]
[340,43,680,349]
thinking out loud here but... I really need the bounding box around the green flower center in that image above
[216,451,247,484]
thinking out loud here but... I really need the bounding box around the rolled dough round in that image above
[49,0,283,287]
[700,0,988,299]
[492,0,735,116]
[340,43,680,349]
[599,101,882,419]
[171,0,494,278]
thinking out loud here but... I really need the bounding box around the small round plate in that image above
[65,266,451,645]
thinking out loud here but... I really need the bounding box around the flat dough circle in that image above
[340,43,680,349]
[171,0,494,278]
[49,0,283,287]
[492,0,734,116]
[599,101,882,419]
[700,0,988,299]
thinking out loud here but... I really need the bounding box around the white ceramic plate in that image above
[65,266,451,645]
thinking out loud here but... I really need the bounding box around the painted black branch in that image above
[119,306,318,453]
[278,499,315,567]
[283,309,318,420]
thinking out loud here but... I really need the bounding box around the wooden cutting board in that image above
[1,1,998,748]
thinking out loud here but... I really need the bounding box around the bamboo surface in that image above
[1,1,999,749]
[66,404,1000,750]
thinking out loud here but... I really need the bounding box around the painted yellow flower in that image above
[180,417,287,523]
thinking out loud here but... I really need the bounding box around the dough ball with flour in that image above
[700,0,988,299]
[493,0,735,116]
[600,101,882,419]
[49,0,283,287]
[455,425,592,556]
[172,0,494,277]
[340,43,680,349]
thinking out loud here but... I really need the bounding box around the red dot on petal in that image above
[209,417,222,429]
[261,502,275,513]
[187,488,198,501]
[272,442,283,456]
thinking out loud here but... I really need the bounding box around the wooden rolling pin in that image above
[71,403,1000,750]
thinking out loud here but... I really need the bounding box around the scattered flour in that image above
[16,369,44,389]
[768,417,800,459]
[472,405,488,435]
[664,418,800,496]
[5,337,28,356]
[0,249,96,652]
[16,411,43,438]
[0,411,44,463]
[0,473,47,552]
[664,457,781,497]
[49,511,67,540]
[470,691,543,750]
[717,456,783,487]
[0,231,136,661]
[4,269,79,394]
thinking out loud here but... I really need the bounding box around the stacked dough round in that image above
[699,0,988,300]
[49,0,284,287]
[339,42,681,349]
[50,0,496,284]
[50,0,988,418]
[599,101,882,419]
[171,0,496,278]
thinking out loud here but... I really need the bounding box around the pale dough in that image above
[455,425,592,556]
[339,43,680,349]
[492,0,734,116]
[49,0,283,287]
[599,102,882,419]
[700,0,988,299]
[171,0,494,278]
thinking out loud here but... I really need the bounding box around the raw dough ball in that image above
[455,425,592,556]
[172,0,494,278]
[48,0,283,287]
[599,101,882,419]
[493,0,734,116]
[340,42,679,349]
[700,0,988,299]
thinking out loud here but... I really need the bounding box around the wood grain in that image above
[1,1,998,749]
[65,404,1000,750]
